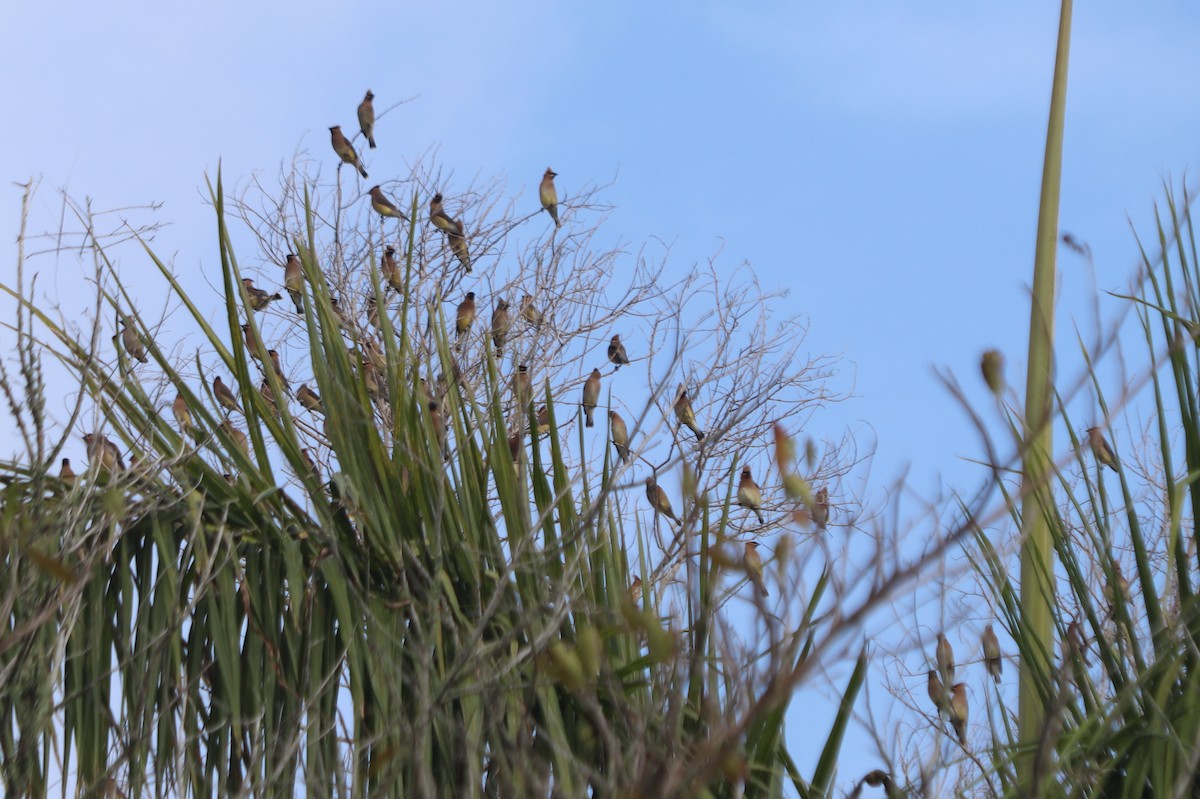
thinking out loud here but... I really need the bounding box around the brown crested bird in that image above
[429,192,457,233]
[539,167,560,226]
[982,625,1002,683]
[297,384,324,414]
[428,401,448,458]
[369,185,407,221]
[491,299,511,355]
[927,671,947,715]
[507,430,522,463]
[357,90,376,149]
[283,253,304,314]
[1086,426,1118,472]
[628,575,643,605]
[513,364,532,408]
[362,338,386,372]
[172,392,193,434]
[330,125,368,178]
[120,319,148,363]
[645,476,680,524]
[381,246,403,293]
[455,292,476,344]
[1067,620,1087,664]
[980,349,1005,395]
[447,219,471,272]
[535,405,551,436]
[219,421,249,457]
[60,457,76,483]
[1105,563,1132,611]
[520,293,542,327]
[608,334,630,369]
[362,359,385,402]
[737,466,765,524]
[241,278,282,311]
[609,410,632,464]
[811,486,829,530]
[259,379,278,416]
[936,632,955,682]
[213,375,240,414]
[84,432,125,473]
[674,385,705,441]
[241,323,264,361]
[366,296,381,331]
[743,541,768,597]
[328,297,351,330]
[300,447,320,480]
[949,683,969,745]
[582,368,601,428]
[266,349,289,389]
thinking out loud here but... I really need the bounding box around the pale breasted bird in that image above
[811,486,829,530]
[645,476,680,524]
[429,193,457,234]
[213,375,240,414]
[980,349,1005,395]
[328,297,350,330]
[369,185,408,221]
[927,671,947,715]
[949,683,968,745]
[241,324,265,361]
[1105,563,1132,611]
[357,90,376,149]
[362,359,385,402]
[507,429,522,463]
[582,368,601,428]
[1067,620,1087,664]
[330,125,368,178]
[366,296,381,331]
[60,457,76,483]
[447,219,471,272]
[609,410,632,464]
[428,401,448,458]
[362,338,386,372]
[266,349,289,389]
[743,541,768,597]
[283,253,304,314]
[259,379,279,416]
[628,575,643,605]
[120,319,148,363]
[381,246,403,293]
[520,293,543,327]
[1086,427,1118,472]
[220,421,249,457]
[173,392,193,434]
[982,624,1002,683]
[936,632,955,683]
[539,167,560,226]
[513,364,532,408]
[674,385,705,441]
[297,384,324,414]
[491,299,511,355]
[456,292,476,344]
[83,432,125,473]
[241,278,282,311]
[608,334,630,369]
[737,466,765,524]
[535,405,551,436]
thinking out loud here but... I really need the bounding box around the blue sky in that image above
[4,1,1199,791]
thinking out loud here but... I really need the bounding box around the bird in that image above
[608,334,630,369]
[811,486,829,530]
[927,671,947,715]
[737,466,765,524]
[1086,426,1118,472]
[982,625,1002,683]
[362,359,385,402]
[266,349,289,389]
[1105,563,1132,611]
[366,297,381,331]
[241,278,282,311]
[456,292,476,344]
[980,349,1005,395]
[297,384,324,414]
[59,457,76,484]
[329,125,368,178]
[743,541,768,596]
[936,632,955,682]
[447,219,471,272]
[535,405,551,436]
[491,299,511,355]
[362,338,386,372]
[539,167,560,226]
[369,186,408,221]
[381,246,404,293]
[513,364,533,408]
[172,392,193,434]
[213,376,240,414]
[428,401,448,459]
[645,476,680,524]
[1067,619,1087,664]
[949,683,968,745]
[582,368,601,427]
[628,575,643,605]
[429,193,457,234]
[83,432,125,473]
[520,294,542,327]
[300,447,321,480]
[120,319,148,363]
[241,324,264,361]
[507,430,523,464]
[609,410,632,464]
[329,297,350,330]
[673,385,705,441]
[259,379,278,416]
[357,90,376,149]
[220,421,249,457]
[283,254,304,314]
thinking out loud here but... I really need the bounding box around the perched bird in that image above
[645,476,680,524]
[329,125,368,178]
[743,541,768,597]
[811,486,829,530]
[982,625,1002,684]
[172,392,193,434]
[539,167,560,226]
[628,575,643,605]
[447,219,471,272]
[936,632,955,682]
[535,405,551,436]
[120,319,148,363]
[429,193,457,233]
[737,466,765,524]
[673,385,705,441]
[60,457,76,484]
[1067,620,1087,664]
[582,368,601,428]
[357,90,376,149]
[513,364,532,408]
[362,359,385,402]
[297,384,325,414]
[241,278,282,311]
[83,432,125,473]
[366,296,381,331]
[259,379,279,416]
[428,401,448,458]
[491,299,511,355]
[369,185,408,221]
[1086,426,1118,472]
[213,375,240,414]
[1105,563,1132,611]
[362,338,386,372]
[609,410,632,464]
[220,421,249,457]
[949,683,968,745]
[980,349,1005,395]
[927,671,947,715]
[266,349,289,389]
[608,334,630,369]
[241,324,264,361]
[520,293,543,327]
[283,253,304,314]
[507,430,522,464]
[455,292,476,344]
[380,245,403,294]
